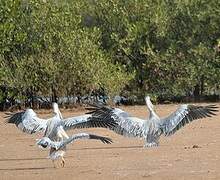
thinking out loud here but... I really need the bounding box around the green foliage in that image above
[0,0,220,105]
[87,0,220,97]
[0,0,133,103]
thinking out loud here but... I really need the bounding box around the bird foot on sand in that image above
[60,158,65,168]
[144,142,158,148]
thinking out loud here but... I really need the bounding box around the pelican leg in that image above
[144,135,159,148]
[60,157,65,168]
[52,160,58,168]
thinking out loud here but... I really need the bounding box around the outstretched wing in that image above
[61,133,113,147]
[62,113,118,131]
[161,104,218,136]
[86,104,145,137]
[5,109,47,134]
[37,133,112,150]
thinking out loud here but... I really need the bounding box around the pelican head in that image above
[145,96,154,111]
[36,137,51,148]
[25,109,37,117]
[52,102,63,119]
[36,137,60,150]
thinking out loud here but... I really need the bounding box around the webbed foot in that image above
[144,142,159,148]
[60,157,65,168]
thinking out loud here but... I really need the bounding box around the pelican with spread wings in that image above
[87,96,218,147]
[36,132,112,167]
[5,103,117,167]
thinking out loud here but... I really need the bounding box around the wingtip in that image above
[4,114,14,123]
[205,105,219,115]
[4,112,14,120]
[102,137,113,144]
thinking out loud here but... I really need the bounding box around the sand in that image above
[0,103,220,180]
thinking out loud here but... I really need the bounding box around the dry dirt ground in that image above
[0,103,220,180]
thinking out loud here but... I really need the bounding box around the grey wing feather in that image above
[63,133,112,146]
[161,104,218,136]
[116,116,145,137]
[50,133,113,150]
[6,109,47,134]
[62,112,118,130]
[86,104,145,137]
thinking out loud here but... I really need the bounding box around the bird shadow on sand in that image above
[70,145,143,151]
[0,166,53,171]
[0,157,46,162]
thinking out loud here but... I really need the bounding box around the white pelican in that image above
[6,103,117,137]
[36,132,112,167]
[5,102,117,166]
[86,96,218,147]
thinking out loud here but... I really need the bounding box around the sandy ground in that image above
[0,103,220,180]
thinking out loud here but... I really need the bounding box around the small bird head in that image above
[36,137,51,149]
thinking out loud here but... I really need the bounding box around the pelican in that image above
[36,132,112,168]
[5,102,117,166]
[86,96,218,147]
[6,103,117,137]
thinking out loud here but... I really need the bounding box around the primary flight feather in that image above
[86,96,218,147]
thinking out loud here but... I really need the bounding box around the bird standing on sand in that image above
[6,103,117,167]
[36,132,112,168]
[87,96,218,147]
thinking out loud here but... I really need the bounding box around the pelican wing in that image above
[62,113,118,130]
[59,133,113,148]
[37,133,112,150]
[161,104,218,136]
[86,104,145,137]
[6,109,47,134]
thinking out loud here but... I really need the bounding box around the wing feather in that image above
[6,109,47,134]
[59,133,112,148]
[37,133,112,150]
[62,113,118,130]
[85,104,145,137]
[161,104,218,136]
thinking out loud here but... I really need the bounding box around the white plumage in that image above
[36,132,112,167]
[6,103,116,136]
[87,96,218,147]
[6,103,117,167]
